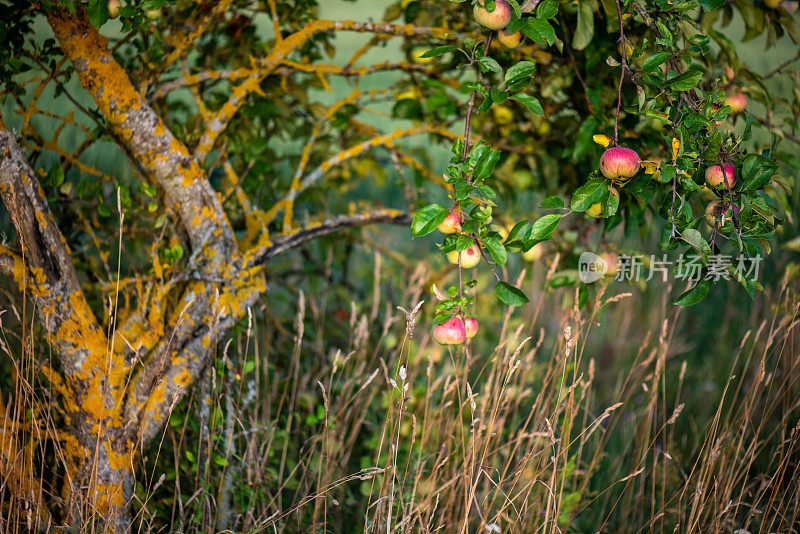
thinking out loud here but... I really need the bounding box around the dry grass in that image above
[0,255,798,533]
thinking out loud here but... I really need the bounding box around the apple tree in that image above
[0,0,797,530]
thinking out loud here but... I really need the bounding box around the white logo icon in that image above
[578,252,607,283]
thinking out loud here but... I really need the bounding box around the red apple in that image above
[599,147,641,180]
[705,164,736,190]
[473,0,512,31]
[446,244,481,268]
[437,211,462,234]
[498,29,522,49]
[433,317,466,345]
[464,317,478,339]
[724,93,747,113]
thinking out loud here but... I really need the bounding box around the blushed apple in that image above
[108,0,121,18]
[447,244,481,268]
[600,147,641,180]
[464,317,478,339]
[724,93,747,113]
[705,164,736,190]
[600,252,619,277]
[433,317,466,345]
[437,211,462,234]
[473,0,512,31]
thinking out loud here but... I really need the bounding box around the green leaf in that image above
[47,163,65,188]
[536,0,559,19]
[420,45,457,58]
[699,0,725,9]
[681,228,712,262]
[495,281,530,306]
[87,0,109,28]
[641,51,672,73]
[511,93,544,115]
[472,149,502,181]
[741,154,778,192]
[483,236,508,266]
[505,221,531,243]
[477,56,502,74]
[681,112,709,130]
[491,89,509,104]
[570,180,606,211]
[668,69,703,91]
[540,195,565,209]
[507,0,523,17]
[525,18,556,46]
[572,2,594,50]
[530,213,562,239]
[504,61,536,84]
[411,204,448,236]
[674,279,712,306]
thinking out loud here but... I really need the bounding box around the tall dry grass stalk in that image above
[0,254,798,533]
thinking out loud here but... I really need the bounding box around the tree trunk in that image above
[64,431,135,533]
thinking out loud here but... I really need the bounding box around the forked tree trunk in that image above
[64,438,135,533]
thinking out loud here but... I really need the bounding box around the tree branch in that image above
[0,125,109,385]
[46,6,238,270]
[246,209,411,268]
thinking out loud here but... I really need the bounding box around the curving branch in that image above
[245,209,411,268]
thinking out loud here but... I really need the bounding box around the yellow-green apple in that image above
[411,47,435,65]
[764,0,781,7]
[108,0,121,18]
[522,242,544,261]
[498,29,522,48]
[437,211,462,234]
[586,186,619,218]
[492,105,514,125]
[600,147,641,180]
[433,317,466,345]
[705,164,736,189]
[724,93,747,113]
[464,317,478,339]
[147,7,162,20]
[473,0,512,30]
[447,244,481,268]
